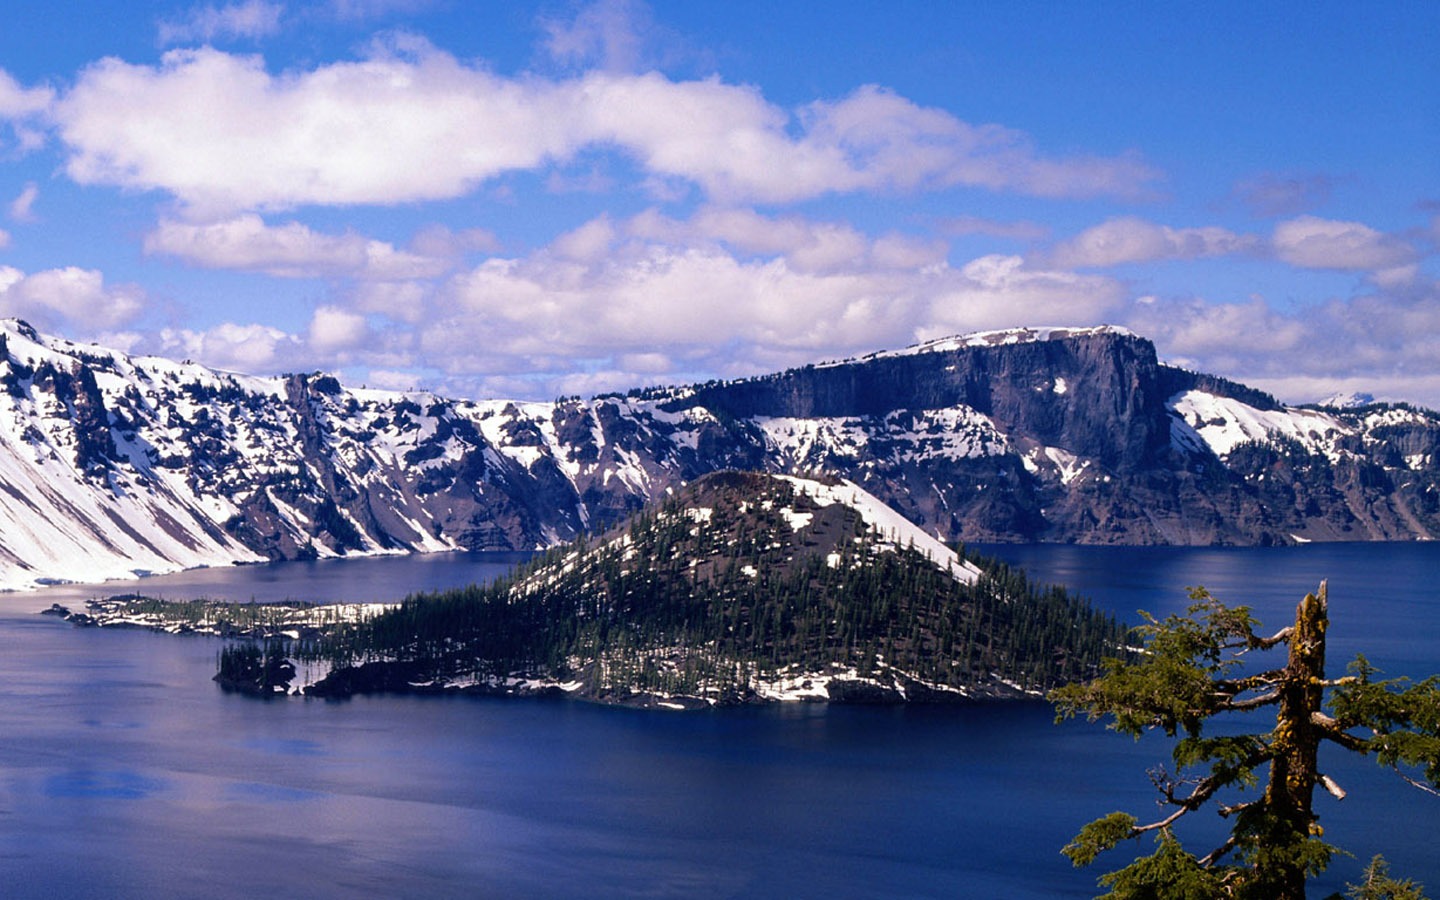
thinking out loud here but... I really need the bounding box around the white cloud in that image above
[1272,215,1417,271]
[158,1,284,45]
[52,43,1161,214]
[0,69,52,117]
[417,244,901,378]
[144,214,456,280]
[1047,217,1258,268]
[919,255,1125,339]
[123,208,1120,398]
[388,213,1126,394]
[57,44,576,214]
[0,265,145,331]
[542,0,651,73]
[155,321,301,372]
[133,309,411,376]
[8,183,38,222]
[628,207,946,274]
[0,68,54,152]
[1126,296,1308,360]
[307,304,370,354]
[550,215,619,263]
[798,86,1158,200]
[1121,273,1440,409]
[0,228,9,249]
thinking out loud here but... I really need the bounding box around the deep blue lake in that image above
[2,543,1437,899]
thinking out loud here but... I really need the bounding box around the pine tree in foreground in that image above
[1051,582,1440,900]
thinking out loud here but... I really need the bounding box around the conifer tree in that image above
[1052,582,1440,899]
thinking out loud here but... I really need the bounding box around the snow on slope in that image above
[755,408,1008,469]
[0,319,464,591]
[1168,390,1349,459]
[0,323,268,590]
[775,475,982,584]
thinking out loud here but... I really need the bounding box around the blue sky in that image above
[0,0,1436,405]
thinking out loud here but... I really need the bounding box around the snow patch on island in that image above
[775,475,982,584]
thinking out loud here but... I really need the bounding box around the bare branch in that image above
[1221,691,1281,711]
[1312,712,1371,753]
[1319,773,1347,801]
[1217,798,1260,818]
[1129,745,1269,840]
[1130,805,1190,837]
[1250,625,1294,650]
[1198,834,1239,867]
[1394,768,1440,798]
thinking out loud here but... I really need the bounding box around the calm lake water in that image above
[2,544,1438,899]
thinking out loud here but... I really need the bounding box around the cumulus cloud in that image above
[135,207,1120,397]
[144,214,458,280]
[627,207,947,274]
[1047,217,1259,268]
[56,43,572,214]
[0,265,145,331]
[51,42,1160,214]
[306,304,371,354]
[1126,296,1308,361]
[158,1,284,45]
[0,70,52,118]
[124,307,412,377]
[1121,272,1440,408]
[799,86,1158,200]
[919,255,1124,339]
[356,211,1122,395]
[1272,215,1419,271]
[154,321,301,373]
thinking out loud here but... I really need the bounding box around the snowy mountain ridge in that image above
[2,317,1439,591]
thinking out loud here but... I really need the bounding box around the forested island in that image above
[57,473,1126,706]
[299,472,1125,706]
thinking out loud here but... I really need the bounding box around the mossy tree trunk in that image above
[1262,584,1328,899]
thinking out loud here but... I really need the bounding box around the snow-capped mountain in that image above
[2,317,1438,590]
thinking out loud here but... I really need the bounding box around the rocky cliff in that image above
[1,319,1436,589]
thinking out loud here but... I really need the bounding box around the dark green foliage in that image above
[311,473,1125,700]
[1331,656,1440,786]
[1347,856,1428,900]
[1052,585,1440,900]
[215,640,295,696]
[1094,832,1228,900]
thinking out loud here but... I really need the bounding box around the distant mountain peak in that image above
[1319,391,1376,409]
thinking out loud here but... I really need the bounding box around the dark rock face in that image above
[2,319,1438,584]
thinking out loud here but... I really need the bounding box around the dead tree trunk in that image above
[1262,581,1329,900]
